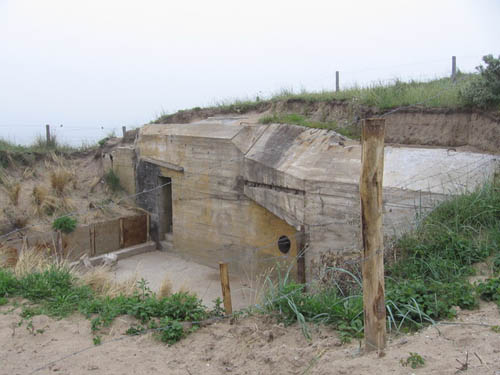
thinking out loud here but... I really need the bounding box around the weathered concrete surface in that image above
[136,121,298,277]
[135,118,499,282]
[114,251,258,310]
[71,241,156,267]
[111,146,136,195]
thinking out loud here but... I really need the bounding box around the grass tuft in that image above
[50,167,74,196]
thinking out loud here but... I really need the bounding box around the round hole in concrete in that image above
[278,235,291,254]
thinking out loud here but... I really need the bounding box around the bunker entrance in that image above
[159,176,173,239]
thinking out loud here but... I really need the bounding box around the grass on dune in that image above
[154,74,479,124]
[262,179,500,342]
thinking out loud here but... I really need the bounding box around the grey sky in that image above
[1,0,499,143]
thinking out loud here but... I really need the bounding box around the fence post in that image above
[122,126,127,138]
[46,124,51,144]
[219,262,233,315]
[360,118,386,353]
[335,71,340,92]
[451,56,457,82]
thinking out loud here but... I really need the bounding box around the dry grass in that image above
[158,276,173,298]
[2,179,22,206]
[78,266,138,297]
[50,167,74,195]
[14,245,54,277]
[32,185,49,216]
[0,244,18,268]
[3,208,30,229]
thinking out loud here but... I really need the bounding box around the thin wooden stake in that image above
[451,56,457,82]
[46,124,51,144]
[219,262,232,315]
[360,118,386,353]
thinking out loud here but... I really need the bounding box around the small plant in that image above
[93,335,102,346]
[104,169,122,192]
[98,137,109,147]
[52,216,77,233]
[155,317,184,345]
[210,297,225,317]
[401,352,425,369]
[491,325,500,333]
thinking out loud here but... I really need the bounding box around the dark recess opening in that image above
[278,235,291,254]
[159,176,173,238]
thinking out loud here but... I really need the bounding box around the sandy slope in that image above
[1,301,499,375]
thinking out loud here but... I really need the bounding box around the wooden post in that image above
[122,126,126,138]
[89,225,96,256]
[297,226,306,285]
[119,218,124,248]
[360,118,386,353]
[219,262,232,315]
[46,124,51,144]
[451,56,457,82]
[335,71,340,92]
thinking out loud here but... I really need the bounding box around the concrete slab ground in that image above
[113,251,261,310]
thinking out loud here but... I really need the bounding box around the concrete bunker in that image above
[110,117,498,282]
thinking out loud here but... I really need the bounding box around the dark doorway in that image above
[159,176,173,239]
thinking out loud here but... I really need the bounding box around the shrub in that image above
[460,54,500,109]
[52,216,77,233]
[155,317,184,345]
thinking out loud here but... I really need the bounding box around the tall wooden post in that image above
[451,56,457,82]
[46,124,51,144]
[335,71,340,92]
[219,262,233,315]
[360,118,386,353]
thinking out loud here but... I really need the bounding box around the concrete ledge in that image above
[71,241,156,267]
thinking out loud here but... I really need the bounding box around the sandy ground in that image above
[1,299,499,375]
[114,251,255,310]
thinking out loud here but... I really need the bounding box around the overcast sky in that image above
[1,0,499,143]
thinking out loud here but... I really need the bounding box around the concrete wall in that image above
[111,147,137,195]
[136,126,299,276]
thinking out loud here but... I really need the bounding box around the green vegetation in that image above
[460,54,500,109]
[154,72,487,126]
[104,169,122,192]
[263,180,500,342]
[52,216,77,233]
[401,352,425,369]
[0,266,215,345]
[0,135,97,168]
[259,113,360,139]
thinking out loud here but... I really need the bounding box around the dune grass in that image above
[262,179,500,342]
[155,74,479,124]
